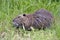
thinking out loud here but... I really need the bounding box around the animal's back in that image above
[32,9,53,29]
[34,9,53,19]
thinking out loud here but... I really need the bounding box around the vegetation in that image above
[0,0,60,40]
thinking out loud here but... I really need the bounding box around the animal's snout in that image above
[13,19,19,27]
[13,22,19,26]
[13,19,15,22]
[13,19,23,27]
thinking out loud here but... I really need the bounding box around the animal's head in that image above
[13,14,27,28]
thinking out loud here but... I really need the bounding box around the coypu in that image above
[13,9,53,31]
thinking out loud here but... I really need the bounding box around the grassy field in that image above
[0,0,60,40]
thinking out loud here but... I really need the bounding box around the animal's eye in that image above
[23,14,26,16]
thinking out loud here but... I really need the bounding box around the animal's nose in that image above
[13,22,19,27]
[13,19,15,22]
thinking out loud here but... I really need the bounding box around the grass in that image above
[0,0,60,40]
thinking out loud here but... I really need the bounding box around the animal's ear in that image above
[23,14,26,16]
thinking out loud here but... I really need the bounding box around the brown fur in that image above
[13,9,53,31]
